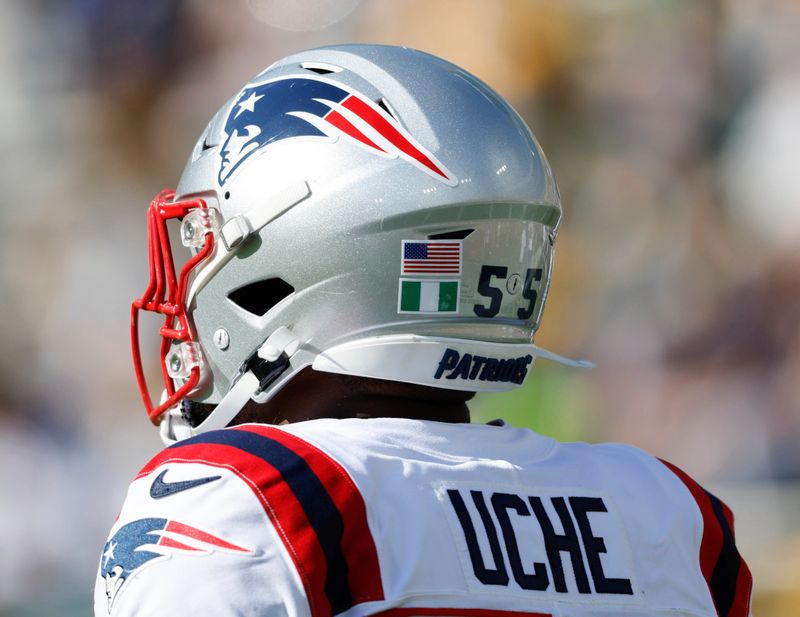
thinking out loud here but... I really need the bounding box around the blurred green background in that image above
[1,0,798,614]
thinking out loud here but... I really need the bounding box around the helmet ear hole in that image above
[376,98,398,121]
[299,61,342,74]
[227,278,295,317]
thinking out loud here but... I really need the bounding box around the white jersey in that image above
[94,418,752,617]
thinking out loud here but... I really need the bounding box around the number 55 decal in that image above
[472,265,542,319]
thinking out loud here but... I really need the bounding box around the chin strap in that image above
[159,327,301,446]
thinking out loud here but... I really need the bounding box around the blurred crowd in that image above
[0,0,798,614]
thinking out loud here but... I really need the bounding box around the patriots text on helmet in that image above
[435,348,533,384]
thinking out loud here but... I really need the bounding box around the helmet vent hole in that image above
[428,229,474,240]
[227,278,295,317]
[377,98,398,120]
[300,62,342,74]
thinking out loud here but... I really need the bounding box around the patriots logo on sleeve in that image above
[100,517,252,612]
[218,75,456,187]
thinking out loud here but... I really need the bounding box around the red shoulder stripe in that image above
[139,440,331,616]
[138,426,385,616]
[237,424,384,606]
[660,460,752,617]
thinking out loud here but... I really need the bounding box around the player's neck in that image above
[230,368,474,426]
[347,395,471,423]
[266,394,471,424]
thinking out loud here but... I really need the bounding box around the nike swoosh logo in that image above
[150,470,221,499]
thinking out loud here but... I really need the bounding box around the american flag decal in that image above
[402,240,462,275]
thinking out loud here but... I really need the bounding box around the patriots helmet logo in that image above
[218,75,457,187]
[100,518,252,612]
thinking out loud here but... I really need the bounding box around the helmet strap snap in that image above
[159,327,302,445]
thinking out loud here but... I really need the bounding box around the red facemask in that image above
[131,190,219,424]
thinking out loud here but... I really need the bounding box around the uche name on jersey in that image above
[435,348,533,384]
[445,488,635,597]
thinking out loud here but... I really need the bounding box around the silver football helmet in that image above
[131,45,585,444]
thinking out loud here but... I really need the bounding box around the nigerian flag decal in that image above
[398,279,460,313]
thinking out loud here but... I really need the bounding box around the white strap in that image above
[194,327,301,434]
[159,327,303,445]
[191,371,261,435]
[185,180,311,308]
[220,180,311,250]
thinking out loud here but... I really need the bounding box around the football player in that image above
[96,45,752,617]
